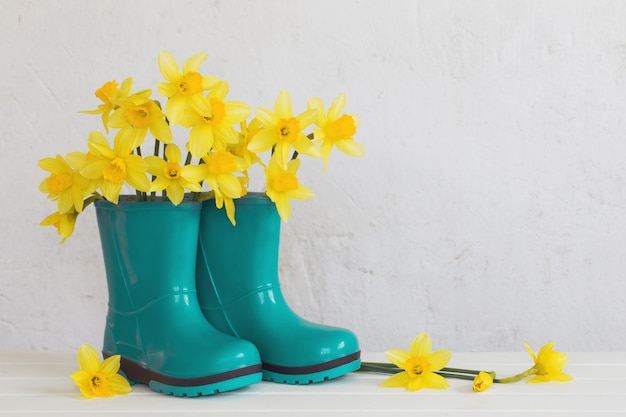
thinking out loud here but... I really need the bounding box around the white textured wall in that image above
[2,0,626,352]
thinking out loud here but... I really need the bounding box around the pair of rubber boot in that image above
[95,193,360,396]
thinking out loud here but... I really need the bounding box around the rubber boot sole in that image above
[105,353,263,396]
[261,351,361,385]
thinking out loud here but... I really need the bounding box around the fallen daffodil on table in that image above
[359,333,572,392]
[497,341,573,384]
[371,332,452,391]
[70,344,131,399]
[472,371,494,392]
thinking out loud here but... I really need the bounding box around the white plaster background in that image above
[2,0,625,352]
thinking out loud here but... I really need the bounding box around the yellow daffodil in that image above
[229,119,263,169]
[108,93,172,148]
[201,150,247,207]
[41,51,365,242]
[145,143,205,205]
[38,154,92,214]
[80,131,150,204]
[265,157,314,222]
[70,344,131,399]
[181,81,251,158]
[211,176,249,226]
[81,78,134,132]
[307,93,364,169]
[382,332,451,391]
[40,210,78,243]
[157,50,220,125]
[473,371,494,392]
[496,341,573,384]
[250,90,321,168]
[524,342,573,383]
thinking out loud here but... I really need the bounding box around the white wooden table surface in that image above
[1,351,625,416]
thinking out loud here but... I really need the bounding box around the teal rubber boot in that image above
[196,193,361,384]
[95,198,262,396]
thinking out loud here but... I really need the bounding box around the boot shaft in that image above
[197,193,281,306]
[95,198,202,311]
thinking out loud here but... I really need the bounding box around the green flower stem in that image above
[494,367,537,384]
[151,140,161,202]
[357,363,400,373]
[134,147,147,201]
[83,192,102,209]
[153,139,161,157]
[436,372,478,381]
[441,367,484,376]
[189,156,204,202]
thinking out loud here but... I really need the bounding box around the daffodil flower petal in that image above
[76,345,100,374]
[150,176,170,192]
[158,50,181,81]
[307,97,327,126]
[287,184,314,200]
[100,181,123,203]
[385,348,411,368]
[217,174,243,198]
[166,182,185,205]
[248,128,277,153]
[274,90,293,119]
[335,139,365,157]
[100,355,122,376]
[524,342,537,362]
[107,374,133,395]
[188,124,215,158]
[268,192,291,221]
[188,94,212,118]
[180,165,206,184]
[409,333,432,357]
[296,108,319,129]
[381,371,411,388]
[145,156,166,176]
[80,159,109,179]
[201,75,222,90]
[158,82,178,98]
[165,143,182,163]
[182,52,208,74]
[293,134,322,158]
[166,96,187,125]
[150,118,173,144]
[87,131,116,159]
[327,93,347,121]
[428,349,452,371]
[420,371,449,390]
[254,107,278,130]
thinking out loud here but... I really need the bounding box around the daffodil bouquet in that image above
[39,51,364,242]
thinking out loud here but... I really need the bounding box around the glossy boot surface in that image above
[196,193,361,384]
[95,198,262,396]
